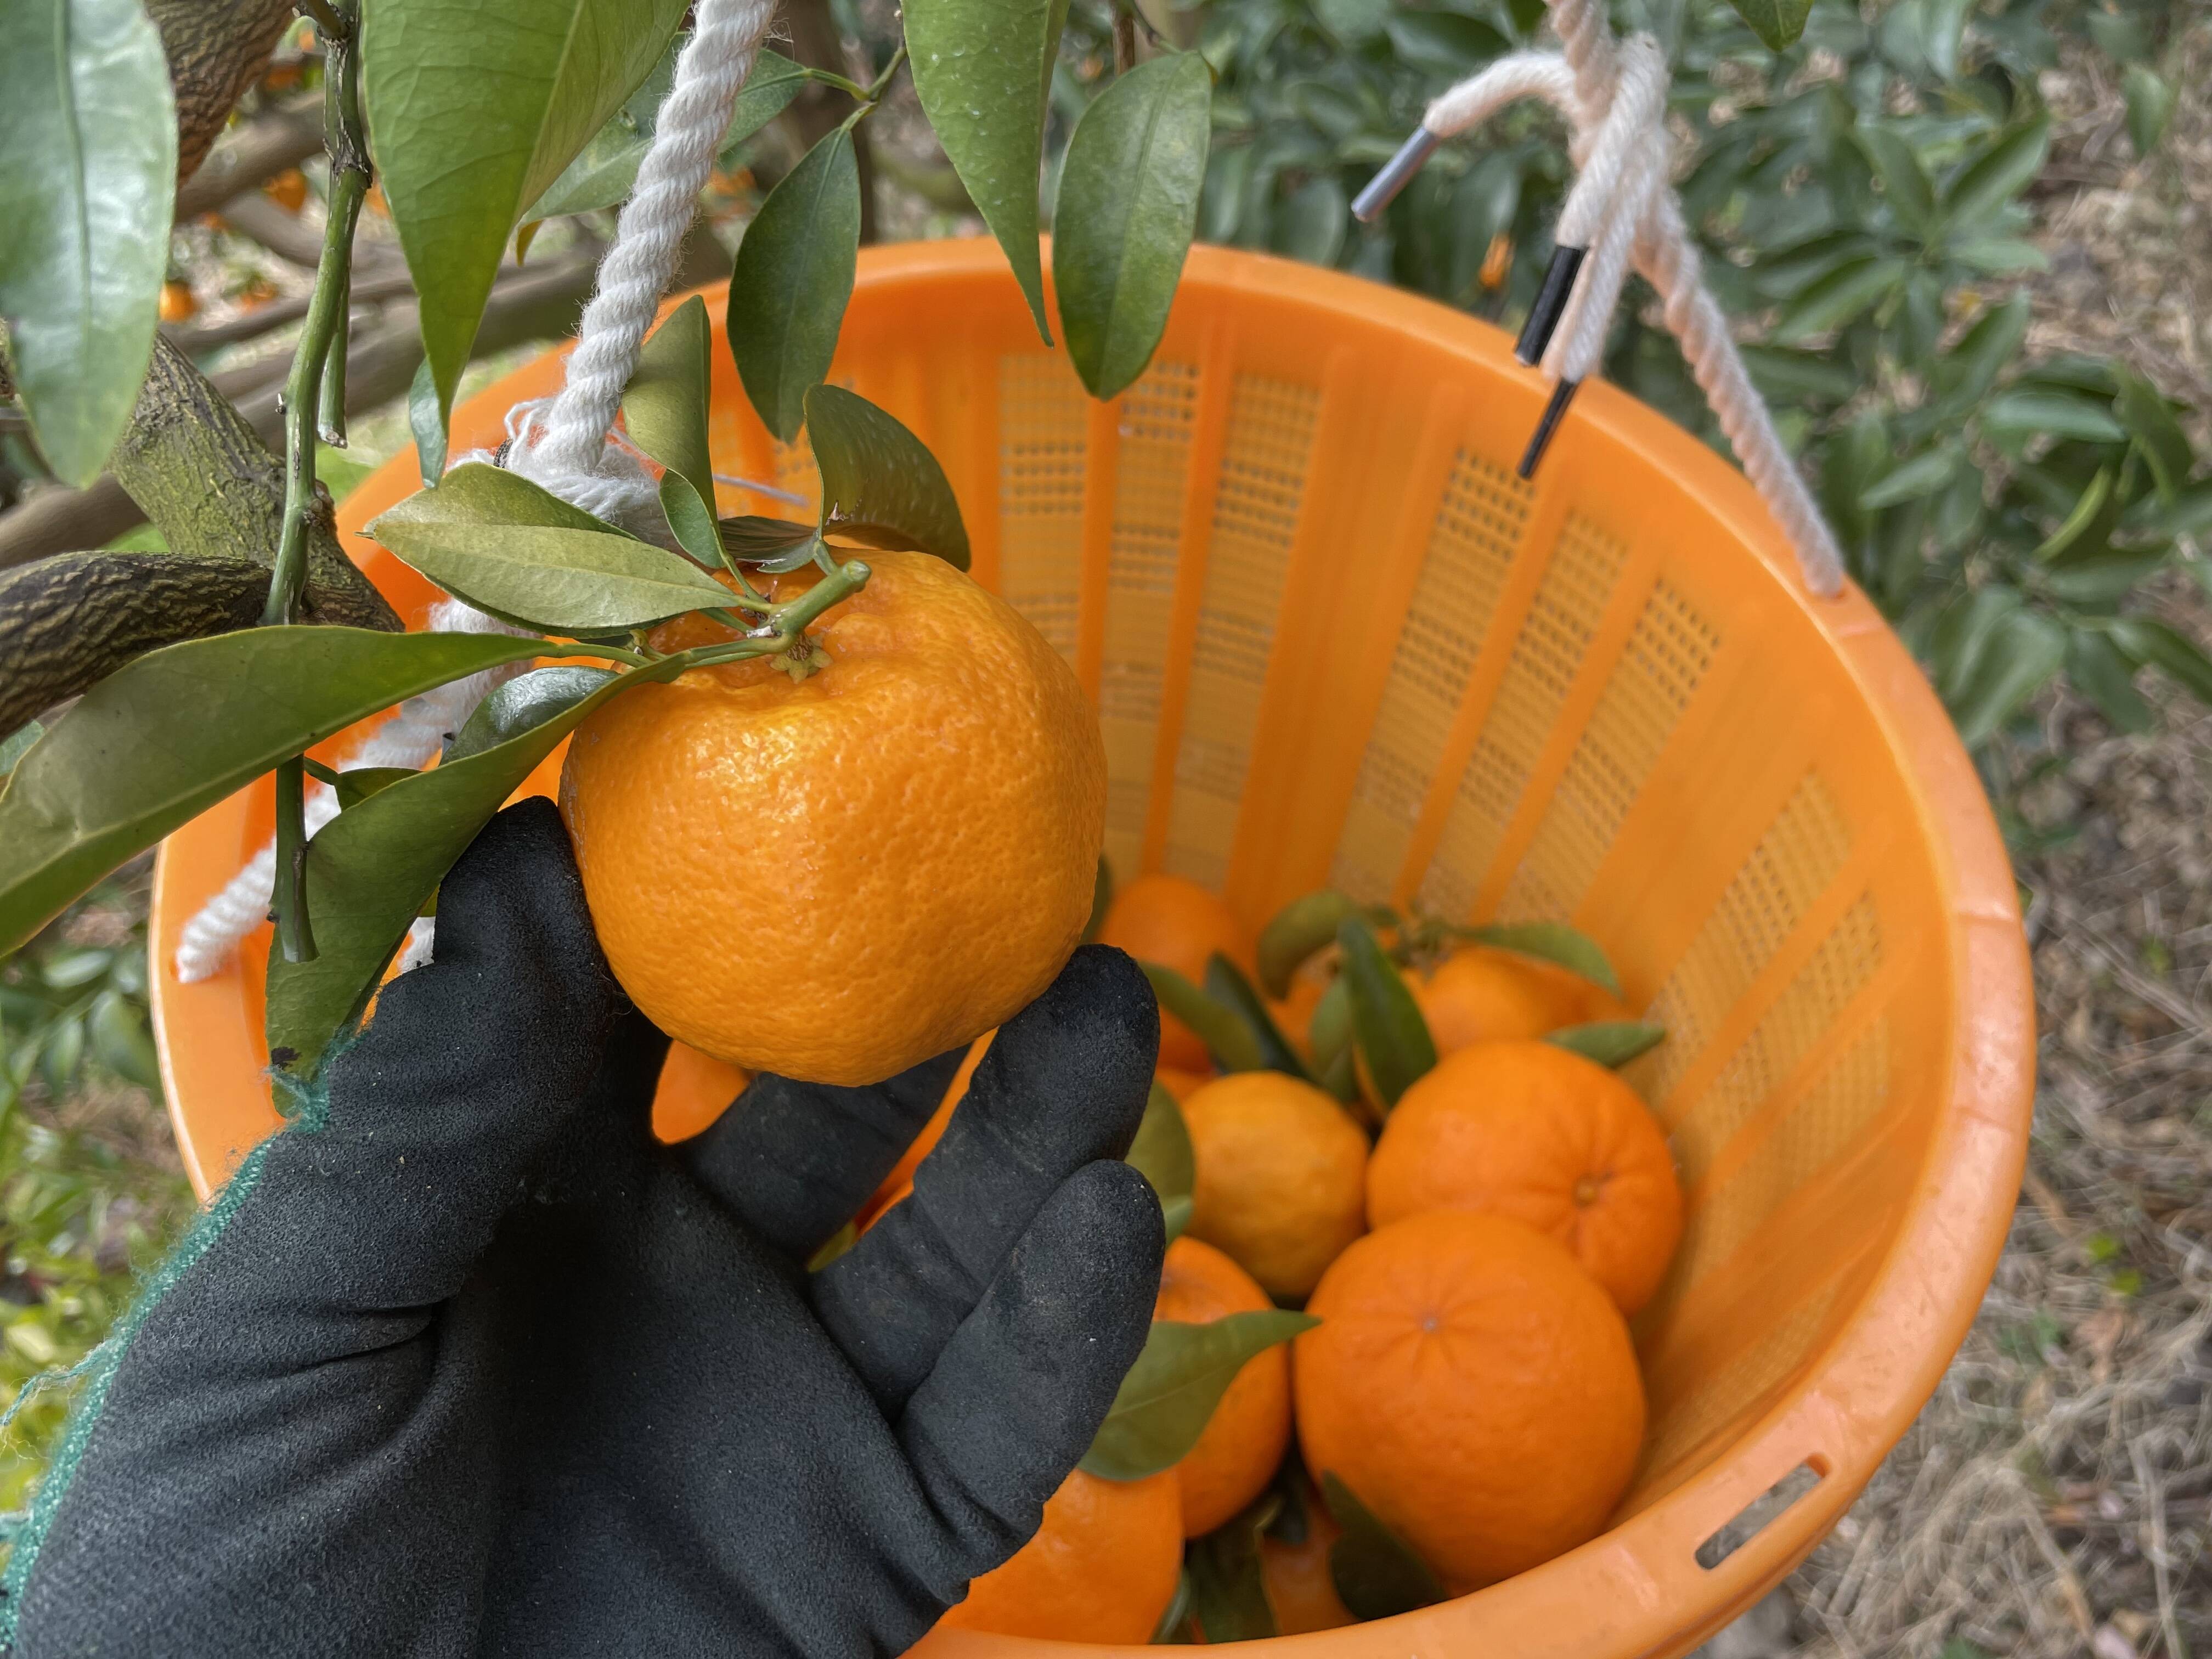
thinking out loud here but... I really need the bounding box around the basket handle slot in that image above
[1694,1458,1825,1570]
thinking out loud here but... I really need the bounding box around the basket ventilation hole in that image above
[1694,1459,1824,1570]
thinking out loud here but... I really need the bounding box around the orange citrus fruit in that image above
[1153,1065,1210,1103]
[560,552,1104,1086]
[854,1032,991,1233]
[157,280,196,324]
[263,167,309,213]
[1367,1040,1683,1316]
[1182,1071,1368,1300]
[649,1041,748,1143]
[1155,1236,1291,1536]
[1412,945,1619,1056]
[1099,873,1255,1071]
[1260,1497,1356,1634]
[1295,1211,1645,1591]
[937,1468,1182,1641]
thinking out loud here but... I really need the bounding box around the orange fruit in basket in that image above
[1412,946,1617,1056]
[854,1033,991,1233]
[938,1468,1183,1641]
[1099,873,1255,1071]
[1183,1071,1368,1300]
[1155,1236,1292,1536]
[560,553,1105,1086]
[1295,1211,1645,1592]
[1261,1498,1356,1634]
[157,280,197,324]
[1367,1040,1682,1316]
[1153,1065,1210,1103]
[263,167,309,213]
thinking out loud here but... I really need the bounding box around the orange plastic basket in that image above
[149,240,2034,1658]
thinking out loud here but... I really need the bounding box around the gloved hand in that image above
[2,798,1164,1658]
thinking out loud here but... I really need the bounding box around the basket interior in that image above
[703,251,1960,1521]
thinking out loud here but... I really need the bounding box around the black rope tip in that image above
[1517,378,1581,481]
[1351,128,1442,224]
[1514,245,1588,368]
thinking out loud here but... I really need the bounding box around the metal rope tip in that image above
[1351,127,1442,223]
[1517,378,1581,480]
[1514,245,1588,367]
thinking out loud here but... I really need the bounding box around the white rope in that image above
[1420,0,1846,597]
[174,0,779,983]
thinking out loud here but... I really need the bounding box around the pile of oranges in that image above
[935,872,1686,1641]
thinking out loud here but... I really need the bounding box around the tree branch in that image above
[174,98,325,220]
[148,0,299,186]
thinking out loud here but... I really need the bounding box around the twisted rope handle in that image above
[1357,0,1846,599]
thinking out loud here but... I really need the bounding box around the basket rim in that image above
[146,239,2034,1659]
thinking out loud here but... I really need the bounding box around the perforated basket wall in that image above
[149,241,2034,1659]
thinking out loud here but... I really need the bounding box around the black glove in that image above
[2,799,1164,1658]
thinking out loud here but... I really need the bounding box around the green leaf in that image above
[2125,481,2212,540]
[1771,258,1908,345]
[1982,389,2128,446]
[368,463,735,630]
[2066,631,2153,736]
[1739,346,1860,405]
[1308,972,1353,1075]
[1458,922,1621,997]
[1336,917,1435,1108]
[1860,447,1960,511]
[1129,1081,1196,1237]
[2031,467,2114,562]
[1257,890,1360,998]
[0,0,177,487]
[267,669,634,1074]
[905,0,1069,341]
[727,129,861,444]
[1382,11,1508,71]
[1187,1496,1282,1642]
[448,666,620,763]
[407,357,449,487]
[0,721,44,779]
[0,629,544,955]
[523,34,680,220]
[718,516,823,570]
[2113,371,2193,503]
[1854,123,1936,238]
[87,988,159,1089]
[1940,119,2050,228]
[2122,66,2175,158]
[1321,1472,1444,1621]
[1930,585,2022,704]
[1930,292,2030,418]
[1205,952,1316,1081]
[1141,962,1265,1073]
[723,49,813,154]
[1052,52,1212,401]
[805,385,972,568]
[1547,1020,1666,1068]
[1081,1311,1317,1480]
[1948,608,2067,747]
[333,766,417,811]
[623,296,724,565]
[41,1014,86,1097]
[2111,618,2212,704]
[362,0,690,433]
[1153,1571,1195,1645]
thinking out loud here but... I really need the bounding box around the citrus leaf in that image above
[447,666,619,763]
[1725,0,1814,50]
[0,0,177,487]
[1140,962,1265,1073]
[1458,922,1621,997]
[2122,66,2175,159]
[1941,119,2050,228]
[1129,1081,1195,1238]
[368,462,735,630]
[1161,1194,1193,1239]
[2113,370,2193,503]
[1547,1020,1667,1068]
[623,295,723,566]
[407,357,448,487]
[1859,447,1961,512]
[1980,388,2128,445]
[1336,917,1435,1108]
[1929,292,2030,420]
[904,0,1067,341]
[266,666,636,1075]
[1081,1311,1317,1481]
[523,33,680,219]
[1771,257,1907,345]
[721,48,812,155]
[1205,952,1315,1082]
[727,128,861,443]
[1152,1570,1196,1644]
[1307,972,1352,1068]
[1854,123,1936,239]
[1321,1473,1444,1620]
[1257,889,1359,998]
[2030,467,2114,563]
[1052,51,1212,400]
[2110,617,2212,704]
[1187,1493,1283,1641]
[805,385,972,569]
[362,0,690,435]
[0,629,545,956]
[88,988,159,1089]
[0,721,44,779]
[2066,631,2153,736]
[333,766,417,811]
[1947,608,2067,747]
[718,516,822,567]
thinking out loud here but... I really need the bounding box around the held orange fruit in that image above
[1099,873,1255,1071]
[1295,1211,1645,1592]
[1155,1236,1291,1536]
[1366,1040,1683,1316]
[1412,945,1618,1056]
[1182,1071,1368,1300]
[936,1468,1183,1641]
[560,552,1104,1086]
